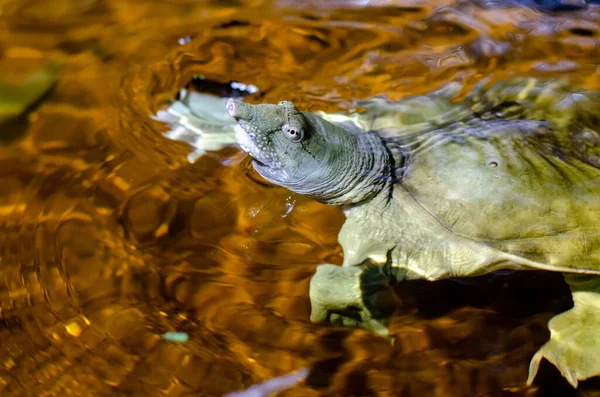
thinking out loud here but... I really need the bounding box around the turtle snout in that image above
[226,98,251,121]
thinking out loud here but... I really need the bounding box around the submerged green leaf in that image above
[0,61,59,124]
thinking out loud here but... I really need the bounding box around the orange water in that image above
[1,1,600,396]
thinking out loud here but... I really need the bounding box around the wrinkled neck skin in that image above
[281,114,393,207]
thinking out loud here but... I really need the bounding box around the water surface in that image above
[1,0,600,396]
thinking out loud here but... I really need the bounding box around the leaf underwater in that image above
[0,58,60,124]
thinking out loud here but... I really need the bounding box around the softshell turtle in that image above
[157,77,600,388]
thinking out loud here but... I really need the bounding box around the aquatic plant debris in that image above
[161,332,189,342]
[0,60,59,124]
[224,368,309,397]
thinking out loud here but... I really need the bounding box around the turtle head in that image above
[226,99,324,185]
[227,98,391,206]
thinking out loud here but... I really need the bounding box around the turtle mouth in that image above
[234,123,281,171]
[233,124,290,182]
[251,157,288,184]
[252,158,267,167]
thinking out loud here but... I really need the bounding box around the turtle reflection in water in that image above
[157,78,600,388]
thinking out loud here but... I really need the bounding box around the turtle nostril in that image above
[226,98,240,121]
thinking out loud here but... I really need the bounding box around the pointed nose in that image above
[226,98,249,121]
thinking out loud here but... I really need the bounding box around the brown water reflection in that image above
[2,0,600,396]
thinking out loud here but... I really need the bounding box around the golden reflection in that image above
[1,0,600,396]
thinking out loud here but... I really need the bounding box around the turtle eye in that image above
[283,124,304,142]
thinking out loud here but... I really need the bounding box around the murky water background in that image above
[2,0,600,396]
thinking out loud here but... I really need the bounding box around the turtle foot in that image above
[152,90,238,163]
[309,263,397,337]
[527,291,600,388]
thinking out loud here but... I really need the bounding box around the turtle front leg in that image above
[528,274,600,388]
[152,91,239,163]
[309,261,399,337]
